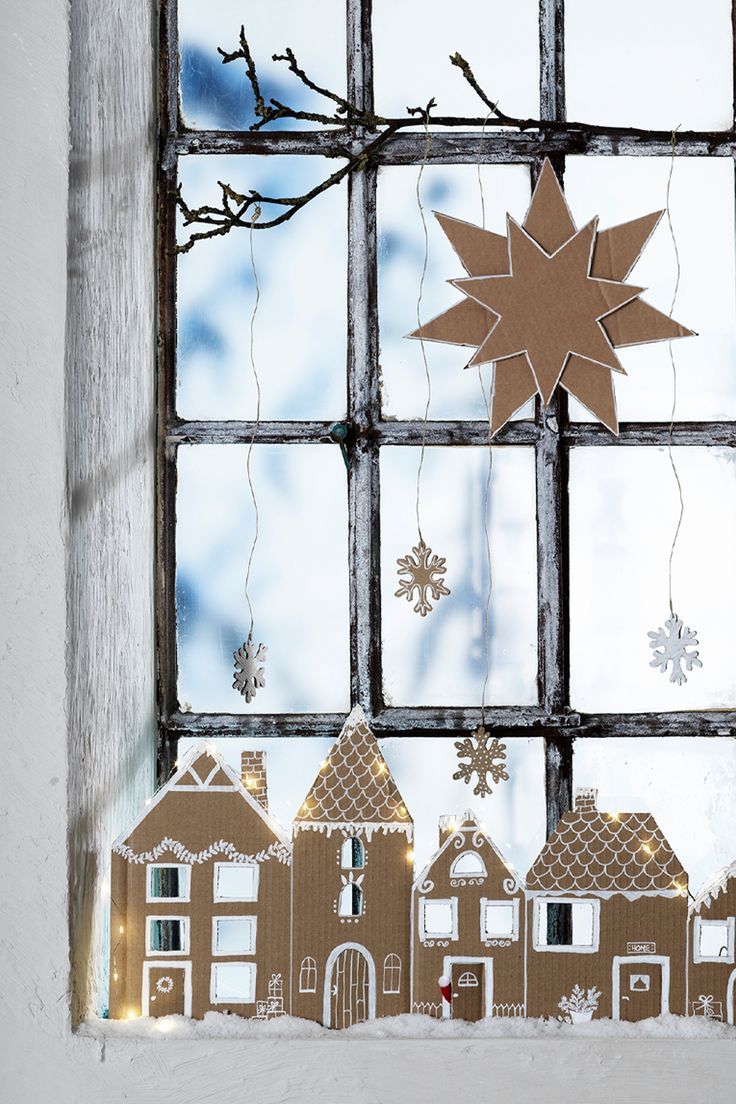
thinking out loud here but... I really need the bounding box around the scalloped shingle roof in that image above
[526,810,686,893]
[295,707,412,826]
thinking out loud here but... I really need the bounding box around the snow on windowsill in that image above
[79,1012,736,1042]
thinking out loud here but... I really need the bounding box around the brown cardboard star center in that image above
[409,159,695,434]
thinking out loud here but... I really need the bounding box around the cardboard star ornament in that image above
[409,159,695,433]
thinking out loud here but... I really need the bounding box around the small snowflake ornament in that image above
[648,613,703,686]
[395,538,450,617]
[233,636,267,702]
[453,725,509,798]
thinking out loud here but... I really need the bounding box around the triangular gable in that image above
[413,808,524,894]
[112,742,290,851]
[691,859,736,916]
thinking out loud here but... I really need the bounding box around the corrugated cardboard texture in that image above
[688,863,736,1023]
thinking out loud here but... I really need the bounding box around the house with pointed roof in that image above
[688,860,736,1024]
[110,745,291,1020]
[411,810,526,1022]
[290,706,414,1027]
[525,787,688,1022]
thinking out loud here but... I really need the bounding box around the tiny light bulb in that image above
[113,972,119,982]
[119,925,124,935]
[406,849,415,863]
[127,1009,138,1020]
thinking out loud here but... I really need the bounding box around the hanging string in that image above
[244,205,262,638]
[477,113,493,727]
[664,129,684,618]
[413,118,433,543]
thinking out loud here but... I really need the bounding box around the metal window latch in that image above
[329,422,350,470]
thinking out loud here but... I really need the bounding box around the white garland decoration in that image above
[113,837,291,867]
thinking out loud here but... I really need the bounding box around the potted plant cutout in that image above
[558,984,602,1024]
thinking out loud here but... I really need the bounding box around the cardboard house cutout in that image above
[525,787,688,1022]
[412,810,525,1021]
[110,746,291,1020]
[291,706,414,1027]
[689,860,736,1023]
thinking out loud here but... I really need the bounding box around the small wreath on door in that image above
[156,975,174,994]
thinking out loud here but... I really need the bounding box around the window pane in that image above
[179,0,346,130]
[150,866,186,900]
[570,447,736,711]
[176,444,350,712]
[215,864,257,901]
[565,0,733,130]
[699,922,731,959]
[423,900,454,935]
[180,736,546,891]
[378,165,533,419]
[573,738,736,895]
[484,903,514,936]
[564,157,736,423]
[149,919,185,953]
[373,0,539,122]
[381,446,537,706]
[212,963,254,1002]
[177,156,347,420]
[215,918,256,954]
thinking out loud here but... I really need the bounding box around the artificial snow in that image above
[80,1011,736,1042]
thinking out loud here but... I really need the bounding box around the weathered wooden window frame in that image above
[157,0,736,833]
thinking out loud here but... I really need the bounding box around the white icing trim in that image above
[293,821,413,840]
[322,943,376,1027]
[526,888,683,901]
[693,916,735,964]
[142,960,192,1017]
[612,955,670,1020]
[690,859,736,916]
[412,811,523,896]
[532,897,600,954]
[114,838,290,868]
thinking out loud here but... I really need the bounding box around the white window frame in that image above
[213,861,259,903]
[338,880,364,917]
[210,961,257,1005]
[211,915,257,956]
[145,862,191,902]
[693,916,736,964]
[146,914,191,957]
[479,897,520,941]
[450,851,487,879]
[341,835,366,870]
[532,896,600,954]
[382,953,402,994]
[299,956,318,993]
[419,896,459,942]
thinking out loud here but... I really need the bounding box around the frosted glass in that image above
[564,157,736,423]
[569,447,736,712]
[179,0,346,131]
[215,918,255,954]
[373,0,539,123]
[566,0,733,131]
[381,447,538,706]
[574,738,736,897]
[181,735,546,885]
[378,164,534,419]
[176,156,347,420]
[176,444,350,713]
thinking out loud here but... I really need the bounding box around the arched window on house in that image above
[341,835,365,869]
[449,851,487,878]
[383,953,401,994]
[458,971,479,988]
[299,956,317,993]
[338,881,363,916]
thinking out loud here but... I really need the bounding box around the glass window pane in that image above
[176,444,350,713]
[564,157,736,423]
[381,446,537,706]
[569,447,736,712]
[565,0,733,130]
[373,0,539,122]
[378,164,533,420]
[573,738,736,896]
[180,735,546,893]
[215,918,256,954]
[212,963,255,1002]
[179,0,346,130]
[177,155,347,420]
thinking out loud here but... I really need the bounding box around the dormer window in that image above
[341,836,365,870]
[450,851,487,879]
[338,882,363,917]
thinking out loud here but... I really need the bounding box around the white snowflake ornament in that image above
[648,613,702,686]
[395,538,450,617]
[453,725,509,798]
[233,636,267,702]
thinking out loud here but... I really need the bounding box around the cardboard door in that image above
[618,962,662,1021]
[451,963,484,1022]
[330,947,370,1029]
[145,964,188,1017]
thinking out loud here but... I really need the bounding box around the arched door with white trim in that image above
[327,945,373,1028]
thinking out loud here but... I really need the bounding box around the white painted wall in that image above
[1,1,734,1100]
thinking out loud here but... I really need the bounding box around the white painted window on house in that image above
[213,862,259,902]
[694,916,735,963]
[450,851,486,878]
[420,897,458,941]
[210,962,256,1004]
[382,953,401,994]
[299,956,317,993]
[146,863,191,902]
[341,836,365,869]
[480,898,519,941]
[534,898,600,952]
[338,881,363,917]
[212,916,257,956]
[146,915,190,956]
